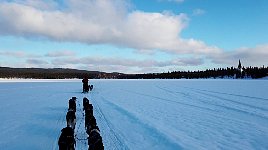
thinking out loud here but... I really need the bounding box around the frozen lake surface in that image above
[0,79,267,150]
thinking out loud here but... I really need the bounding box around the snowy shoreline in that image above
[0,77,267,82]
[0,78,81,82]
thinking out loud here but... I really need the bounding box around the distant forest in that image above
[120,66,268,79]
[0,67,120,79]
[0,64,267,79]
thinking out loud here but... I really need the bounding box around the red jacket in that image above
[82,78,88,84]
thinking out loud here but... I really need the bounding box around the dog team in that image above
[58,96,104,150]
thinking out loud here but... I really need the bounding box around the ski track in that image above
[157,85,267,109]
[91,89,128,150]
[181,86,268,101]
[160,85,262,108]
[122,89,217,113]
[156,85,268,129]
[105,94,183,149]
[158,85,268,121]
[193,90,268,112]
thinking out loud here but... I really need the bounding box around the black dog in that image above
[83,97,90,111]
[87,126,104,150]
[58,127,76,150]
[89,85,93,91]
[85,115,97,131]
[83,98,94,129]
[84,108,94,127]
[69,97,76,112]
[84,103,93,114]
[83,84,93,93]
[66,110,76,130]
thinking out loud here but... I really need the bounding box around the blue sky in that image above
[0,0,267,73]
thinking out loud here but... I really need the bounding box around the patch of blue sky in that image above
[131,0,186,13]
[0,36,57,55]
[182,0,268,50]
[0,56,22,67]
[132,0,268,50]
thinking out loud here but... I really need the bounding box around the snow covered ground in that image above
[0,79,267,150]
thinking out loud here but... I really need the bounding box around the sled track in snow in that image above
[181,86,268,101]
[155,85,268,128]
[99,95,182,149]
[157,85,267,110]
[193,90,268,111]
[91,94,128,150]
[156,86,268,121]
[158,85,268,111]
[75,95,88,149]
[122,89,216,113]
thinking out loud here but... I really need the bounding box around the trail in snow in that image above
[92,96,126,150]
[157,85,268,122]
[74,94,88,150]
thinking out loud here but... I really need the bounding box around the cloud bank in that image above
[1,44,267,73]
[0,0,220,55]
[210,44,268,67]
[45,50,76,57]
[49,55,204,73]
[0,49,204,73]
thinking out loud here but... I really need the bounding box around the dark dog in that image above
[85,115,97,131]
[89,85,93,91]
[69,98,76,112]
[85,112,96,129]
[87,126,104,150]
[83,97,90,110]
[83,98,94,129]
[84,103,93,114]
[66,110,76,130]
[83,84,93,93]
[58,127,76,150]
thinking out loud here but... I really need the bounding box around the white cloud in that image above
[45,50,76,57]
[11,0,59,10]
[26,58,49,65]
[0,48,204,73]
[51,56,203,67]
[0,51,26,57]
[0,0,220,55]
[0,50,40,58]
[210,44,268,67]
[50,55,204,73]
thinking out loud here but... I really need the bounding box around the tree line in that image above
[0,67,117,79]
[118,66,268,79]
[0,65,267,79]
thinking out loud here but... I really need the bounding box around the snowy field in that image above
[0,79,267,150]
